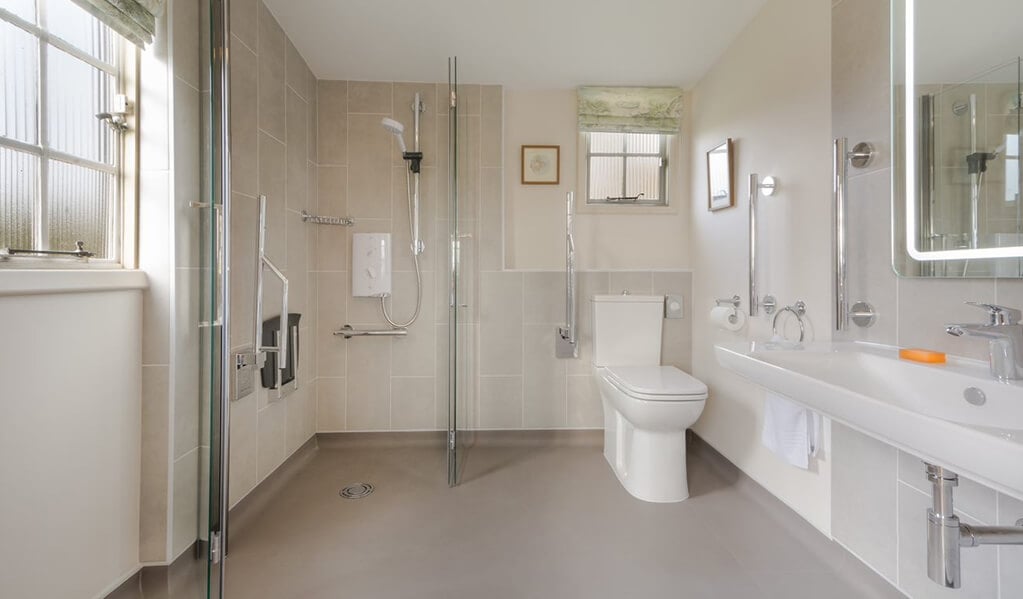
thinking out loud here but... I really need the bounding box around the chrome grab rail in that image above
[334,325,408,339]
[300,210,353,226]
[834,139,848,331]
[556,191,578,358]
[833,138,875,331]
[243,194,289,391]
[749,174,760,317]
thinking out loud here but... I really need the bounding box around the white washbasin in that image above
[715,341,1023,498]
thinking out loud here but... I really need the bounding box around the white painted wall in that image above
[0,285,143,598]
[503,88,693,271]
[687,0,834,533]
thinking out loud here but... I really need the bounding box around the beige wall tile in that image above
[567,375,602,428]
[831,423,898,583]
[317,80,348,165]
[173,267,200,459]
[284,384,315,453]
[229,193,258,350]
[653,271,693,372]
[315,272,347,377]
[434,323,449,429]
[171,0,199,90]
[140,365,170,562]
[479,167,503,271]
[481,85,503,119]
[391,377,436,430]
[348,81,393,114]
[390,272,436,377]
[230,37,258,197]
[481,117,502,168]
[171,449,199,557]
[479,376,523,429]
[480,272,523,375]
[523,272,565,324]
[258,131,288,268]
[314,166,348,270]
[257,3,286,140]
[522,324,567,428]
[173,79,201,269]
[347,114,393,219]
[285,38,310,101]
[316,378,347,432]
[307,82,318,164]
[285,90,309,211]
[285,213,308,315]
[228,391,257,506]
[229,0,257,50]
[346,336,391,430]
[257,400,286,479]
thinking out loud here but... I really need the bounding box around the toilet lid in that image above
[605,365,708,398]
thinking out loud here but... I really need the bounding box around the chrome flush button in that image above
[963,387,987,406]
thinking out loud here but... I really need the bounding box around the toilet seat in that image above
[603,365,708,401]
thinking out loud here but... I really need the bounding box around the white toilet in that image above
[592,294,708,503]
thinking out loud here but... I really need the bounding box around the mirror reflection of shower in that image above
[379,95,426,328]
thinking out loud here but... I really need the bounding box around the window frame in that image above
[584,131,669,206]
[0,2,137,268]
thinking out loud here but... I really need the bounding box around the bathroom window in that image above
[585,132,669,205]
[0,0,133,263]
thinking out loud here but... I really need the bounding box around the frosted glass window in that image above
[585,131,668,205]
[0,0,124,261]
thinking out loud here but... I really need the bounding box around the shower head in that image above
[381,118,407,153]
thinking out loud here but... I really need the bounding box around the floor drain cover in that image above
[340,483,374,499]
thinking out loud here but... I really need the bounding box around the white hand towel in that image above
[761,392,820,469]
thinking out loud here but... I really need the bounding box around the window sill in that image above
[0,269,148,297]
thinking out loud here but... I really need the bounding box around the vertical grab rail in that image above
[749,174,759,317]
[250,194,289,389]
[556,191,578,358]
[834,138,848,331]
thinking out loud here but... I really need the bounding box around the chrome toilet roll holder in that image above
[715,295,743,325]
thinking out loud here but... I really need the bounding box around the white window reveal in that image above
[0,0,131,262]
[577,86,683,207]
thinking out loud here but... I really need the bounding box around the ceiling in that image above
[263,0,769,89]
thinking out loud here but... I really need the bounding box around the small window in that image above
[585,132,668,205]
[1,0,130,262]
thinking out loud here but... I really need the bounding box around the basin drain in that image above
[340,483,374,499]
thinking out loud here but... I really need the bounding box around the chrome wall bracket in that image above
[925,463,1023,589]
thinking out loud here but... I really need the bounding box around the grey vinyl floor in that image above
[208,434,903,599]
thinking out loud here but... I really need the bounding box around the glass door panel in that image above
[447,57,477,486]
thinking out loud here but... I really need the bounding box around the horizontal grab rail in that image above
[334,325,408,339]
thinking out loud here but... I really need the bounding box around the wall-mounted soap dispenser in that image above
[352,233,392,298]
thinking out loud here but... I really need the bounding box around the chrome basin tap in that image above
[946,302,1023,381]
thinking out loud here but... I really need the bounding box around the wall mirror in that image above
[892,0,1023,277]
[707,138,734,211]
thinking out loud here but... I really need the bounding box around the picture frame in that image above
[521,145,560,185]
[706,138,734,211]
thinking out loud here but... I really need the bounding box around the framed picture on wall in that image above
[521,145,560,184]
[706,138,734,211]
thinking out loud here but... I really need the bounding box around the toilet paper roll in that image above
[710,306,746,331]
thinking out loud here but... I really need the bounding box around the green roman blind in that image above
[577,86,684,134]
[70,0,165,46]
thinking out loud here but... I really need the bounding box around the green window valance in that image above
[71,0,165,47]
[577,86,684,134]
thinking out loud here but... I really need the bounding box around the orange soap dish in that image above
[899,348,947,364]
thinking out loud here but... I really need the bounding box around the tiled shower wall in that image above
[226,0,318,508]
[831,0,1023,596]
[309,80,693,432]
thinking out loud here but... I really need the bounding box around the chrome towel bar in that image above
[301,210,354,226]
[334,325,408,339]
